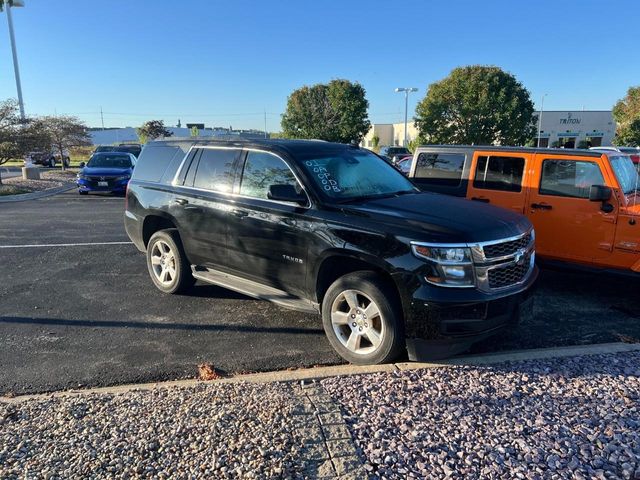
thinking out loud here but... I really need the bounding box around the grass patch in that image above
[0,185,31,196]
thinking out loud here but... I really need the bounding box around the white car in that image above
[590,146,639,171]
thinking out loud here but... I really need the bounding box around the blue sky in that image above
[0,0,638,131]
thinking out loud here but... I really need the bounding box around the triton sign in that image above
[560,112,581,125]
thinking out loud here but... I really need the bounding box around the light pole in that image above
[537,93,547,148]
[2,0,26,120]
[395,87,418,147]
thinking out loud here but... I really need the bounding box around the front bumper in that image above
[77,178,129,193]
[395,265,538,361]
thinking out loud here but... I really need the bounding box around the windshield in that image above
[87,154,133,168]
[299,149,417,201]
[610,155,639,195]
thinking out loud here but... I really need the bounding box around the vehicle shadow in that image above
[0,315,324,335]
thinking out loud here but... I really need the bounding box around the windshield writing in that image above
[299,150,416,200]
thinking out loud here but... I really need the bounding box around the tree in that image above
[414,65,536,146]
[281,79,370,143]
[39,116,91,171]
[613,86,640,146]
[137,120,172,144]
[371,133,380,151]
[190,126,199,137]
[0,99,50,183]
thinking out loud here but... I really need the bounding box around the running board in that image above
[191,266,319,314]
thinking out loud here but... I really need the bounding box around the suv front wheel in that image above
[146,229,195,294]
[322,271,404,365]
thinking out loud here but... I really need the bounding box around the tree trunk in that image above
[59,145,65,172]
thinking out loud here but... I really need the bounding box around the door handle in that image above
[173,198,188,206]
[531,202,552,210]
[231,209,249,218]
[471,197,490,203]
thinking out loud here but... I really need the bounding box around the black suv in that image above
[125,138,537,364]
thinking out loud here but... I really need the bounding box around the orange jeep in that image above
[408,146,640,275]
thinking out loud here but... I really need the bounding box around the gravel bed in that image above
[1,177,64,193]
[0,382,310,479]
[322,352,640,479]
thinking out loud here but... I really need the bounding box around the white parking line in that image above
[0,241,133,249]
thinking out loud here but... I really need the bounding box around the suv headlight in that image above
[411,243,475,287]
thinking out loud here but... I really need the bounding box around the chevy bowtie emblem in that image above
[514,249,526,266]
[100,176,106,181]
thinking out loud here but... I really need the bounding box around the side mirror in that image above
[79,162,86,168]
[267,184,307,205]
[589,185,611,202]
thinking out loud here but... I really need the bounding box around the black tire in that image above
[146,229,195,294]
[321,271,405,365]
[78,190,88,195]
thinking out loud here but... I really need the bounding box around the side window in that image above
[240,151,298,199]
[414,152,465,187]
[193,148,239,193]
[540,160,604,199]
[473,155,525,192]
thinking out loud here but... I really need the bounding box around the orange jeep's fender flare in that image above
[632,257,640,273]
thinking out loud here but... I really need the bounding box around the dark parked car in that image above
[378,146,411,162]
[125,139,537,364]
[77,152,136,195]
[94,143,143,158]
[26,150,70,168]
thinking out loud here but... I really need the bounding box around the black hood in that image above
[342,192,531,244]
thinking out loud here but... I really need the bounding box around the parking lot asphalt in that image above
[1,190,639,395]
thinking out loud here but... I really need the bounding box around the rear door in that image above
[172,146,241,268]
[527,153,617,263]
[466,151,530,213]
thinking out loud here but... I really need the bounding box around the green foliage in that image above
[281,79,371,143]
[613,86,640,146]
[137,120,172,143]
[371,134,380,149]
[577,140,590,149]
[190,126,199,137]
[414,65,536,146]
[0,99,52,181]
[408,136,424,152]
[550,140,560,148]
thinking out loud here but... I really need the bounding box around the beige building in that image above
[361,122,420,149]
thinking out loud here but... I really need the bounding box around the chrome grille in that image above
[483,232,532,259]
[487,253,532,289]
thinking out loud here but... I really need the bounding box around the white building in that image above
[534,110,615,148]
[90,127,267,145]
[361,110,616,149]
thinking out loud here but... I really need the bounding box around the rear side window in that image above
[540,160,604,198]
[240,150,298,199]
[473,156,525,192]
[414,152,465,187]
[193,148,239,193]
[132,145,183,184]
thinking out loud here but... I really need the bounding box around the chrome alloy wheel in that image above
[150,240,177,286]
[330,289,384,355]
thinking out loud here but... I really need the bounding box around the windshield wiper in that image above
[337,190,417,204]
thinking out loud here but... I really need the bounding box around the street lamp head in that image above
[409,87,418,93]
[395,88,405,93]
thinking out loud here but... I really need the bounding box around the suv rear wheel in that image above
[146,229,195,294]
[321,271,404,365]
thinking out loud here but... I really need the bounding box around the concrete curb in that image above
[2,342,639,404]
[0,183,75,203]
